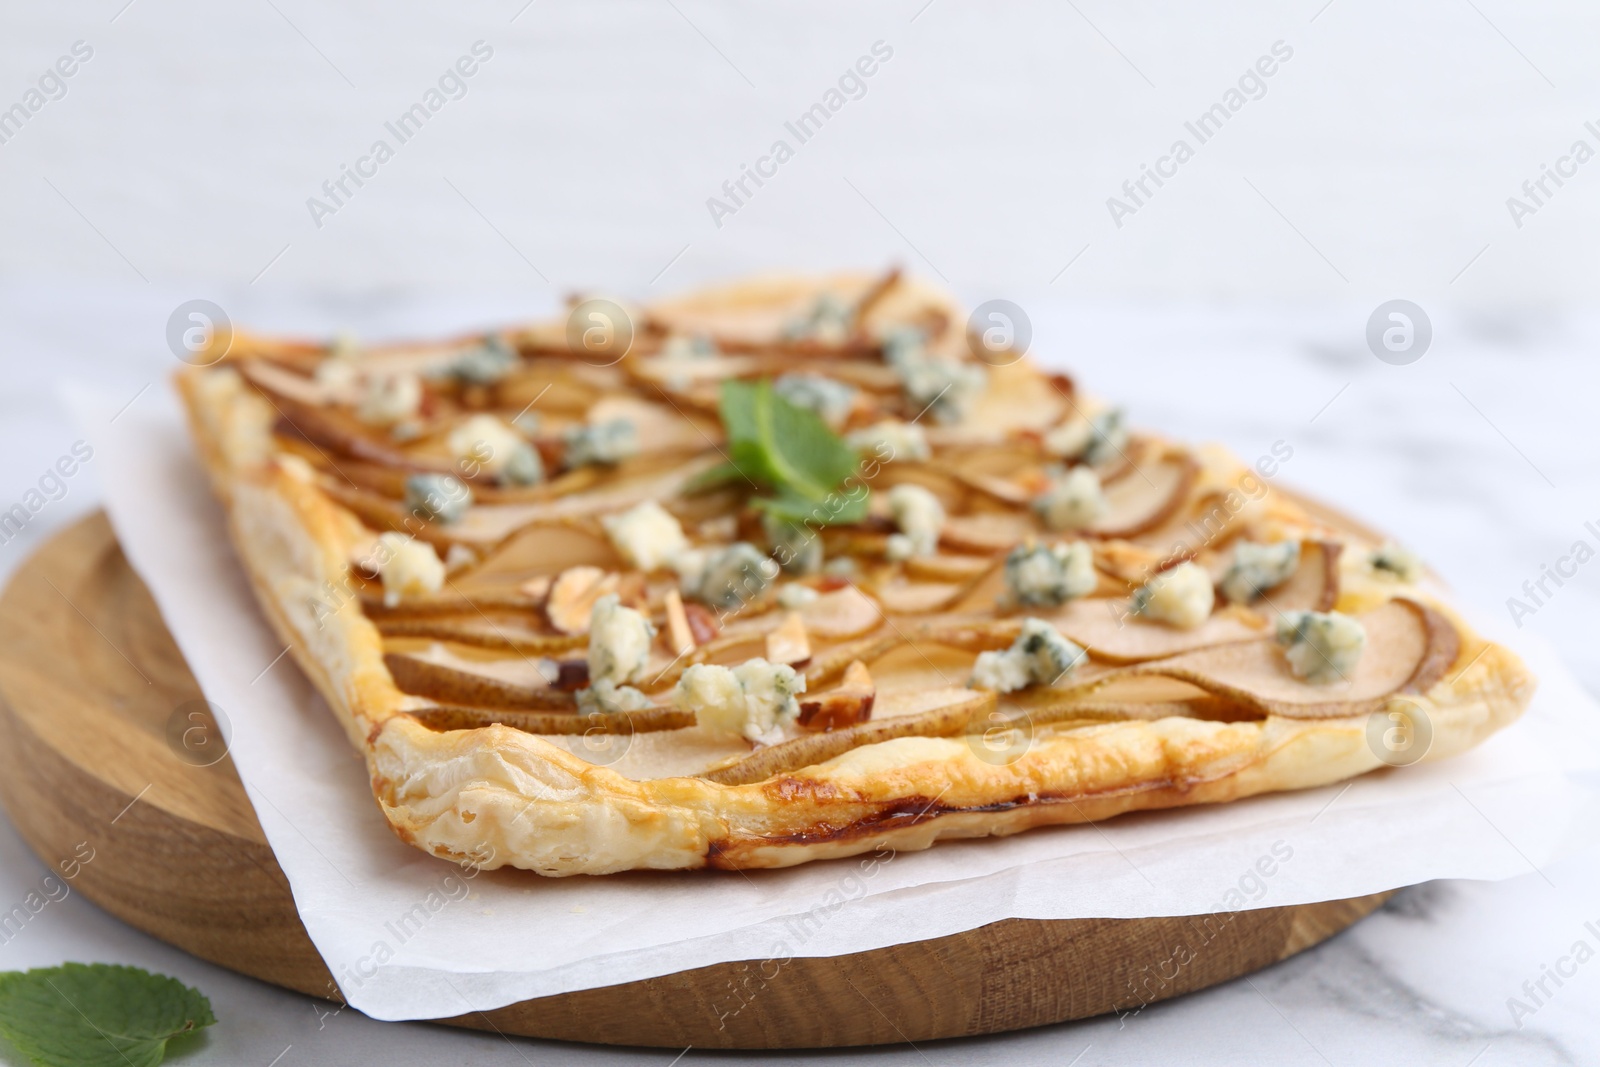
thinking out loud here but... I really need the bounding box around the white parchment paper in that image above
[69,387,1597,1023]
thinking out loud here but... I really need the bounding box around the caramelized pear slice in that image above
[384,648,574,710]
[441,454,723,546]
[1131,598,1460,718]
[244,363,449,472]
[1229,539,1341,613]
[700,687,991,786]
[1087,452,1199,539]
[375,615,582,653]
[407,703,692,734]
[1040,599,1266,665]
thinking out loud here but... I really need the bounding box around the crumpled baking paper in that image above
[68,387,1596,1022]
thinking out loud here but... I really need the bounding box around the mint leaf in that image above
[753,486,869,526]
[0,964,215,1067]
[716,379,865,524]
[682,459,748,493]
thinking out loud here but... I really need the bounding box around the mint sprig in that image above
[0,964,215,1067]
[693,379,868,525]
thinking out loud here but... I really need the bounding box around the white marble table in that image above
[0,283,1596,1066]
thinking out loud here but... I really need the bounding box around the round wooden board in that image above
[0,513,1394,1049]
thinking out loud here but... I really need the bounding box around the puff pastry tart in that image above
[176,270,1534,875]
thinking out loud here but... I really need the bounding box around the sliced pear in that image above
[1040,598,1266,665]
[1130,598,1460,718]
[904,553,997,583]
[802,629,902,689]
[407,703,693,735]
[1087,452,1199,539]
[243,363,447,471]
[440,454,724,546]
[375,615,582,653]
[700,687,991,786]
[873,579,967,615]
[797,584,884,639]
[940,511,1034,554]
[1246,539,1341,613]
[384,646,574,710]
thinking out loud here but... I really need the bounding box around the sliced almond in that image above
[683,600,721,644]
[765,611,812,666]
[546,565,618,635]
[663,588,696,657]
[797,660,875,731]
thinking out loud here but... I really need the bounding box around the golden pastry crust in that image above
[175,273,1536,876]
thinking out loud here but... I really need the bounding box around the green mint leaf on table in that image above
[708,379,866,524]
[0,964,215,1067]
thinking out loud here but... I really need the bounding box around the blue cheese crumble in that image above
[971,618,1087,693]
[372,532,445,608]
[1220,540,1300,604]
[1275,610,1366,685]
[1082,408,1129,465]
[883,328,986,425]
[847,419,930,463]
[774,374,858,427]
[602,501,690,572]
[448,414,543,486]
[1033,466,1107,531]
[404,473,473,524]
[578,595,656,715]
[1002,540,1098,607]
[1048,408,1128,464]
[763,513,823,575]
[563,418,638,469]
[885,483,945,561]
[675,658,805,743]
[661,334,718,359]
[356,373,422,426]
[783,293,852,344]
[685,542,777,609]
[1369,542,1423,583]
[777,583,820,609]
[576,679,655,715]
[1131,562,1214,630]
[447,335,519,385]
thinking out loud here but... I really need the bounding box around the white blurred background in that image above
[2,0,1599,298]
